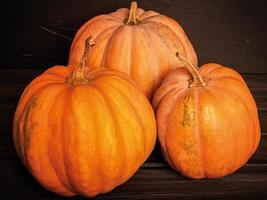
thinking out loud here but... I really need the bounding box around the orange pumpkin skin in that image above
[13,66,156,197]
[68,2,197,99]
[153,63,261,179]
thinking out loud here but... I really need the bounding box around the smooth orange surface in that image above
[68,5,197,99]
[153,64,261,179]
[13,67,156,197]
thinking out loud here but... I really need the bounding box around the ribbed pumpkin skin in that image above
[13,66,156,197]
[68,7,197,99]
[153,64,261,179]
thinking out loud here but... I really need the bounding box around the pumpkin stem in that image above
[125,2,141,25]
[66,37,95,85]
[176,52,207,87]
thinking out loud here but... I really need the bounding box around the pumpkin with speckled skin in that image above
[153,62,261,179]
[68,2,197,99]
[13,65,156,197]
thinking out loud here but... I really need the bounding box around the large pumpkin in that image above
[13,38,156,197]
[68,2,197,99]
[153,53,261,179]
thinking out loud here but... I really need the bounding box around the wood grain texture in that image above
[3,163,267,200]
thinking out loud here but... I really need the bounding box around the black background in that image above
[1,0,267,199]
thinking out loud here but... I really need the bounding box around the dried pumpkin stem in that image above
[67,37,95,85]
[176,52,207,87]
[125,2,141,25]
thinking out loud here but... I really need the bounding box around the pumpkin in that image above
[153,52,261,179]
[13,37,157,197]
[68,2,197,99]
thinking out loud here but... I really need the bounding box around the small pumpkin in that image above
[153,53,261,179]
[13,38,156,197]
[68,2,197,99]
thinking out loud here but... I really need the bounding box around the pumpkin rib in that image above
[88,72,141,90]
[153,86,186,110]
[17,81,64,113]
[199,87,241,177]
[60,87,81,194]
[94,75,149,137]
[104,78,148,158]
[140,26,159,93]
[164,99,181,169]
[42,72,66,79]
[62,86,103,196]
[48,86,77,194]
[205,87,246,174]
[77,87,105,195]
[14,82,62,163]
[139,24,180,96]
[128,26,133,77]
[141,21,187,71]
[100,25,125,67]
[72,16,121,45]
[70,20,122,63]
[143,19,187,56]
[139,11,160,20]
[102,25,133,75]
[209,83,256,171]
[208,76,244,84]
[93,25,122,45]
[144,15,187,37]
[91,79,147,160]
[73,85,116,196]
[42,85,76,195]
[208,83,259,165]
[143,20,186,59]
[88,84,121,192]
[88,84,126,189]
[200,64,222,76]
[160,89,189,169]
[109,8,128,20]
[107,74,154,154]
[139,14,162,22]
[207,87,247,174]
[144,15,197,66]
[202,65,242,79]
[71,15,110,48]
[85,26,122,68]
[23,84,75,196]
[192,88,206,178]
[128,26,157,97]
[135,8,146,18]
[22,97,36,167]
[91,81,147,184]
[43,66,70,77]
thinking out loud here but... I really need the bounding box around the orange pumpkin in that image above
[68,2,197,99]
[153,53,261,179]
[13,38,156,197]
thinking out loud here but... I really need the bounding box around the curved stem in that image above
[125,2,140,25]
[176,52,207,87]
[66,37,95,85]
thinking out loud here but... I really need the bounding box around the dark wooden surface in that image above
[1,0,267,199]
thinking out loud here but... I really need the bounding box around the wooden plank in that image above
[3,161,267,200]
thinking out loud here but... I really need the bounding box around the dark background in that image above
[1,0,267,199]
